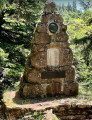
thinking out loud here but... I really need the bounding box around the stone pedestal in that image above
[19,0,78,98]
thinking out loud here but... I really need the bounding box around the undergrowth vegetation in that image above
[57,1,92,87]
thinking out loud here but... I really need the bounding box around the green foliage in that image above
[0,48,9,64]
[57,1,92,86]
[0,0,45,94]
[79,0,91,10]
[18,112,44,120]
[81,9,92,24]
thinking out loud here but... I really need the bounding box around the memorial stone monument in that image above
[19,0,78,98]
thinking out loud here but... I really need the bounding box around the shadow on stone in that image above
[13,91,72,105]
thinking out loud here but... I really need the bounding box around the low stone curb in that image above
[2,91,92,120]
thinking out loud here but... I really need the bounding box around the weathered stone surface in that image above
[33,42,70,53]
[60,115,86,120]
[23,83,62,98]
[27,69,64,84]
[45,0,56,7]
[23,83,47,98]
[41,12,63,23]
[31,52,47,68]
[46,42,73,66]
[44,0,58,14]
[47,48,59,67]
[27,69,41,83]
[36,23,47,33]
[46,83,62,96]
[35,33,51,44]
[42,110,59,120]
[65,66,75,82]
[63,81,78,96]
[47,42,70,49]
[55,32,69,42]
[26,66,75,84]
[59,48,73,66]
[18,0,78,98]
[33,45,46,52]
[62,24,67,31]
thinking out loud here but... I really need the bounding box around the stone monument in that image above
[19,0,78,98]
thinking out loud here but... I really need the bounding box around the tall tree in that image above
[72,0,77,11]
[0,0,45,102]
[61,3,65,11]
[67,2,72,11]
[80,0,91,10]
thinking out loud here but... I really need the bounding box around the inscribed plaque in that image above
[47,48,59,66]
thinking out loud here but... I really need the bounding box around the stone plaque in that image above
[47,48,59,66]
[41,71,65,79]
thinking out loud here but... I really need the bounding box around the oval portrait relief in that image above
[49,22,58,33]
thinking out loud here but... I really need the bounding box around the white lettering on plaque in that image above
[47,48,59,66]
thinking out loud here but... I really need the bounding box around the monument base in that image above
[2,91,92,120]
[19,81,78,98]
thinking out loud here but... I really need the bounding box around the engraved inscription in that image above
[41,71,65,79]
[47,48,59,66]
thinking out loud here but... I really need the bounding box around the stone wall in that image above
[54,104,92,120]
[2,91,92,120]
[2,102,92,120]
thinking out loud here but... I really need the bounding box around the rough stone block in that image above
[60,115,86,120]
[44,1,58,13]
[31,52,47,68]
[47,42,70,49]
[23,83,63,98]
[36,23,47,33]
[45,0,56,7]
[59,48,73,66]
[43,110,59,120]
[41,13,63,23]
[33,45,46,52]
[62,24,67,31]
[65,66,75,82]
[46,83,62,96]
[46,43,73,66]
[63,81,78,96]
[27,69,41,83]
[23,84,46,98]
[44,5,52,13]
[27,69,64,84]
[35,33,51,44]
[55,32,69,42]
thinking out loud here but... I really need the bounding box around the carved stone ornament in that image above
[47,20,61,35]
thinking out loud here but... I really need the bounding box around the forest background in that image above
[0,0,92,103]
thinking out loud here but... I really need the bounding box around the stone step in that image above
[59,115,89,120]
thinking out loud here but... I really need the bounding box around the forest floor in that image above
[1,83,92,120]
[3,82,92,106]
